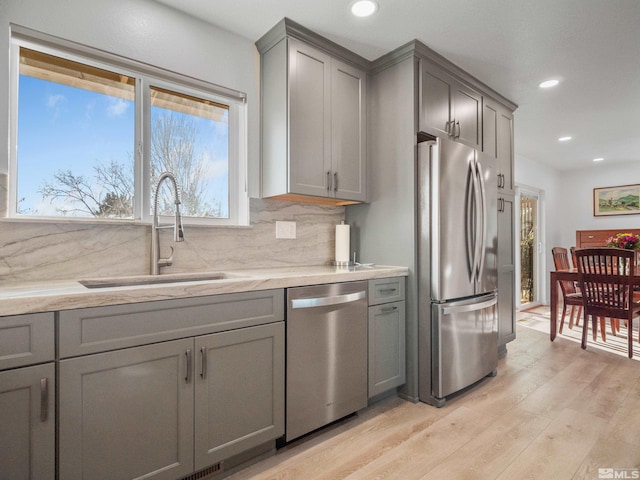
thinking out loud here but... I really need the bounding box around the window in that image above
[10,35,248,225]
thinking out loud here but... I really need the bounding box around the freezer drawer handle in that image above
[291,290,366,309]
[441,297,497,315]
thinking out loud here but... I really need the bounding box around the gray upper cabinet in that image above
[288,39,333,198]
[420,61,481,150]
[258,19,367,204]
[0,363,55,480]
[484,99,515,195]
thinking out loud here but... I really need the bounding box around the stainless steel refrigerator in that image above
[417,133,498,407]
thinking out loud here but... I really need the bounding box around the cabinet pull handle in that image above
[185,349,192,384]
[333,172,338,192]
[455,121,461,138]
[327,171,332,192]
[445,120,453,136]
[381,305,398,313]
[200,347,207,379]
[378,288,397,294]
[40,377,48,422]
[497,173,502,188]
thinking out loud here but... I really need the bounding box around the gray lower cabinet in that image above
[194,323,284,469]
[368,278,406,398]
[0,363,55,480]
[60,323,284,480]
[498,194,516,350]
[59,338,194,480]
[0,312,55,480]
[58,289,285,480]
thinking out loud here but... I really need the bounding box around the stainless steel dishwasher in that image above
[286,281,368,441]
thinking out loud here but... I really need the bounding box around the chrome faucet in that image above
[151,172,184,275]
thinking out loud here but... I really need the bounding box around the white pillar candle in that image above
[335,224,350,263]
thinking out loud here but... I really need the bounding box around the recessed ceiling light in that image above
[539,79,559,89]
[558,136,572,142]
[351,0,379,17]
[593,157,604,162]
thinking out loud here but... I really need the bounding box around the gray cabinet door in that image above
[368,301,406,397]
[289,38,332,198]
[482,101,498,158]
[420,62,481,150]
[498,194,516,347]
[194,322,284,470]
[420,64,452,138]
[332,59,367,202]
[497,109,514,195]
[484,100,514,195]
[451,82,481,150]
[59,338,194,480]
[0,363,54,480]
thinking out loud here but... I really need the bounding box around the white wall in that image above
[0,0,260,196]
[555,161,640,246]
[515,154,640,305]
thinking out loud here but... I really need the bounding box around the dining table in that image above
[549,267,640,341]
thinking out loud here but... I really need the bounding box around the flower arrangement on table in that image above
[605,232,640,250]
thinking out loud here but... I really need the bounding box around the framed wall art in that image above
[593,184,640,216]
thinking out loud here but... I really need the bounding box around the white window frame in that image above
[8,27,249,226]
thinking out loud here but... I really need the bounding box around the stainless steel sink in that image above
[79,272,250,289]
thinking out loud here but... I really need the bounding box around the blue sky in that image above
[17,75,229,218]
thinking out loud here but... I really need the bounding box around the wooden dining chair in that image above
[575,248,640,359]
[570,246,578,269]
[551,247,583,332]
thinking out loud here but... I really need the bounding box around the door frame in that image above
[515,185,546,309]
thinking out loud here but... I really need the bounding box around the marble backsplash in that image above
[0,197,345,286]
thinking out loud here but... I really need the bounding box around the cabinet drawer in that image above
[0,313,54,370]
[59,289,284,358]
[368,277,405,305]
[576,229,640,248]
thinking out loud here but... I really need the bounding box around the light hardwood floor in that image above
[228,325,640,480]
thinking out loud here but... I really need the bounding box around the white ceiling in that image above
[156,0,640,171]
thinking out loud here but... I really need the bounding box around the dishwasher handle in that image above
[290,290,366,309]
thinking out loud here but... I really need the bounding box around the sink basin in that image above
[79,272,250,289]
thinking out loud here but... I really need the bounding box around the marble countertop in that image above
[0,265,409,316]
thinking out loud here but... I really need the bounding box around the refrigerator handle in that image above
[476,160,487,280]
[441,296,497,315]
[466,159,478,283]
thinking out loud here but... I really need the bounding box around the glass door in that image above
[519,191,539,306]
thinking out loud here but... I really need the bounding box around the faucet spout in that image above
[151,172,184,275]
